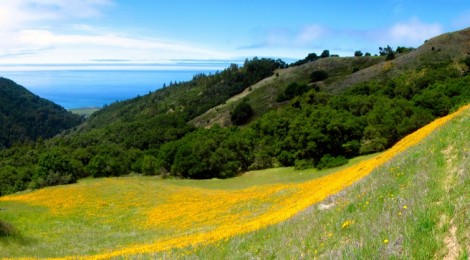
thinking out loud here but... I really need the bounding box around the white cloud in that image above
[17,30,228,56]
[295,25,326,45]
[387,18,442,45]
[0,0,231,64]
[0,0,111,30]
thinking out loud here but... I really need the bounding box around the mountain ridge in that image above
[0,77,84,148]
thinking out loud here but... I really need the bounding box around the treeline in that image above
[0,78,84,148]
[154,63,470,177]
[1,58,469,195]
[0,57,286,194]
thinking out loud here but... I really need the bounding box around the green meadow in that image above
[0,107,468,259]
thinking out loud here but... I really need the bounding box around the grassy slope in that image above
[159,105,470,259]
[190,56,383,128]
[0,105,467,259]
[69,107,100,118]
[192,27,470,128]
[0,154,378,258]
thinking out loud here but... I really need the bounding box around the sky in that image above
[0,0,469,70]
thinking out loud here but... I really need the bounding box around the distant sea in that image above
[0,70,215,109]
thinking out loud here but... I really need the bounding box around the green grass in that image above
[164,153,380,190]
[0,151,377,258]
[0,110,467,259]
[145,106,470,259]
[69,107,101,117]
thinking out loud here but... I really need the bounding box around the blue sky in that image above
[0,0,469,69]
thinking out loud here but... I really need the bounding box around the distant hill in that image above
[193,27,470,128]
[0,77,84,148]
[191,56,383,128]
[1,27,470,194]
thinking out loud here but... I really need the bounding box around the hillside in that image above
[193,27,470,128]
[1,27,470,195]
[0,77,84,148]
[0,105,467,258]
[191,56,383,128]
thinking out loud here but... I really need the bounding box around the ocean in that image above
[0,70,215,109]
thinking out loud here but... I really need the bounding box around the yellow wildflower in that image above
[341,220,353,229]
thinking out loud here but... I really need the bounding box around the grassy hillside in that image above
[191,56,383,128]
[175,104,469,259]
[193,27,470,128]
[0,105,467,259]
[0,78,84,148]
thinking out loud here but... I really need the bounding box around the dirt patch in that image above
[443,220,460,260]
[317,203,335,210]
[441,145,462,259]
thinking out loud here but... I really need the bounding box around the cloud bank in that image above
[0,0,230,65]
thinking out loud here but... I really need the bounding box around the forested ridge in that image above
[0,78,84,148]
[1,28,470,195]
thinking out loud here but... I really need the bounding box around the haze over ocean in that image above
[0,69,216,109]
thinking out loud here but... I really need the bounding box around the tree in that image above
[365,52,372,56]
[36,149,78,187]
[396,46,415,54]
[379,45,396,61]
[320,50,330,58]
[379,45,394,56]
[386,52,396,61]
[276,83,310,102]
[231,101,254,125]
[305,52,318,62]
[354,50,363,57]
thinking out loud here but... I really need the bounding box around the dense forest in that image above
[0,78,84,148]
[1,28,470,196]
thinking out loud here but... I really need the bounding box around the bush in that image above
[231,101,254,125]
[386,52,396,61]
[276,83,310,102]
[316,154,348,169]
[310,70,329,82]
[294,159,314,170]
[320,50,330,58]
[278,151,294,166]
[0,221,15,236]
[463,56,470,68]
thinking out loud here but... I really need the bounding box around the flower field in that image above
[0,104,468,259]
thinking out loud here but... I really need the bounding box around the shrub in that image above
[231,101,254,125]
[310,70,329,82]
[278,151,294,166]
[386,52,396,61]
[463,56,470,68]
[276,83,310,102]
[0,221,15,236]
[316,154,348,169]
[294,159,314,170]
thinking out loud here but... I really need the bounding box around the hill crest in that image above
[0,77,84,148]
